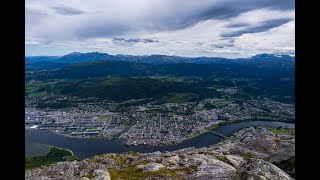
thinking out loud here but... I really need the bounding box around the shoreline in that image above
[47,145,76,158]
[26,120,295,150]
[26,119,295,148]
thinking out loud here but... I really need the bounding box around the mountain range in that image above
[25,52,295,68]
[25,52,295,104]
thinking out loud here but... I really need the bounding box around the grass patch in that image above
[268,127,295,135]
[122,151,140,157]
[214,155,225,162]
[206,121,228,131]
[206,124,220,131]
[109,165,196,180]
[226,135,236,140]
[83,172,95,179]
[106,151,141,166]
[241,153,253,160]
[106,154,128,166]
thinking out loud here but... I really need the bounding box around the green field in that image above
[25,80,67,96]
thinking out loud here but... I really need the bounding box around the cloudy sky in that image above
[26,0,295,58]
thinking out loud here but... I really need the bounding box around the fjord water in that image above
[25,121,294,159]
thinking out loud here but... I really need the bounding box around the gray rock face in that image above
[25,160,107,180]
[25,126,295,180]
[187,154,236,180]
[215,126,295,164]
[136,162,165,172]
[163,155,180,165]
[236,158,294,180]
[92,169,111,180]
[224,155,245,168]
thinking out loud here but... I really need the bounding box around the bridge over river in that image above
[208,131,227,138]
[26,120,294,158]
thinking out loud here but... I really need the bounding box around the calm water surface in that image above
[25,121,294,158]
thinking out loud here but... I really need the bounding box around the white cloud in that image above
[25,0,295,57]
[235,20,295,56]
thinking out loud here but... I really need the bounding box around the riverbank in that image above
[207,118,295,131]
[26,120,294,159]
[29,118,295,148]
[184,119,295,143]
[26,126,295,179]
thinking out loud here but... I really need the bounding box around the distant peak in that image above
[87,52,108,54]
[249,53,294,60]
[68,52,110,56]
[68,52,82,55]
[250,53,273,58]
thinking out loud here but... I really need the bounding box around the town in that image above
[25,95,295,146]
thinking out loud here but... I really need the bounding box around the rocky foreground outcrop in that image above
[25,126,295,180]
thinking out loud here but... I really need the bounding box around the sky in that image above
[25,0,295,58]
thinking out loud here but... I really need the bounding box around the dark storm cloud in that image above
[53,5,86,15]
[226,22,251,28]
[26,0,295,57]
[166,0,292,31]
[212,44,234,48]
[70,0,295,38]
[211,38,235,48]
[112,37,159,44]
[191,0,294,24]
[221,18,293,37]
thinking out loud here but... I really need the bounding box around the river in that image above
[25,121,294,159]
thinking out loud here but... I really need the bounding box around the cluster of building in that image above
[120,112,222,146]
[25,96,295,146]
